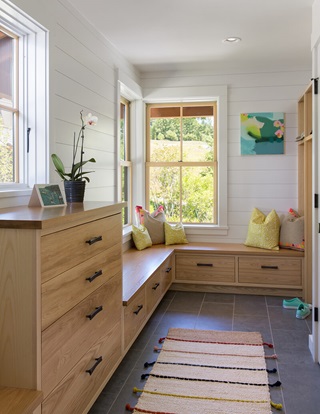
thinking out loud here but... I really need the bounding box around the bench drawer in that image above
[238,257,302,286]
[146,269,163,314]
[175,254,235,282]
[123,288,146,349]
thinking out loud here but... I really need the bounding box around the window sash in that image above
[146,102,217,224]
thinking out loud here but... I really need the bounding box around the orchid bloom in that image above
[85,113,98,126]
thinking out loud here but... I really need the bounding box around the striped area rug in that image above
[131,328,279,414]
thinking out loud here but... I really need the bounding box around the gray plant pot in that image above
[64,181,86,203]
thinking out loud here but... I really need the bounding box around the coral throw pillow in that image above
[279,208,304,251]
[135,205,166,244]
[132,225,152,251]
[245,208,280,250]
[164,222,188,246]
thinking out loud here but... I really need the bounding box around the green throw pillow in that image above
[164,222,188,246]
[132,225,152,250]
[245,208,280,250]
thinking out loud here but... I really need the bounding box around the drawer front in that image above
[146,269,163,314]
[41,214,121,283]
[42,321,122,414]
[123,289,146,349]
[42,242,122,330]
[42,275,122,397]
[175,254,235,282]
[238,257,302,286]
[161,255,173,293]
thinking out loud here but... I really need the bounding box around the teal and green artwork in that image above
[240,112,284,155]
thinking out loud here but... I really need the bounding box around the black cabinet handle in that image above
[261,265,279,270]
[165,267,172,273]
[133,305,143,315]
[197,263,213,267]
[85,236,102,245]
[152,283,160,290]
[86,356,102,375]
[86,270,103,283]
[86,306,103,320]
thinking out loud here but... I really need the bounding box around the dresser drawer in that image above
[42,242,122,330]
[42,321,122,414]
[42,275,122,397]
[41,214,121,283]
[238,256,302,286]
[175,254,235,282]
[123,288,146,349]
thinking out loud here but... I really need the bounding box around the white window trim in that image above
[143,85,228,237]
[0,0,49,200]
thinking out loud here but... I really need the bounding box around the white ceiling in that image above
[66,0,314,73]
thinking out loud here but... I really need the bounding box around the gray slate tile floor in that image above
[89,291,320,414]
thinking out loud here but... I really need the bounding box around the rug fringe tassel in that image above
[125,403,134,412]
[154,346,161,352]
[267,368,277,373]
[269,380,282,387]
[144,361,156,367]
[265,353,277,359]
[159,337,166,343]
[263,342,274,348]
[271,401,283,410]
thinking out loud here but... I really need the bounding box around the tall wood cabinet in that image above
[297,83,313,303]
[0,202,124,414]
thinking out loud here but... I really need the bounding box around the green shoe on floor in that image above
[282,297,312,310]
[296,303,311,319]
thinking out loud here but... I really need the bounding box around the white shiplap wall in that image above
[1,0,140,207]
[142,69,311,243]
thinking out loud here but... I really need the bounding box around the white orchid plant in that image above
[52,111,98,182]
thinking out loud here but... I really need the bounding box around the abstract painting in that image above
[240,112,284,155]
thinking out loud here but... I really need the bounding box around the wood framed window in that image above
[120,97,132,225]
[146,102,217,224]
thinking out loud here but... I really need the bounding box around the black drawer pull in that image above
[261,265,279,270]
[86,270,103,283]
[165,267,172,273]
[85,236,103,245]
[86,356,102,375]
[86,306,103,320]
[197,263,213,267]
[133,305,143,315]
[152,283,160,290]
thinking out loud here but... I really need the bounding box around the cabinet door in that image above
[123,289,146,349]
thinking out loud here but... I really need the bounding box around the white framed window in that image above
[120,96,132,226]
[0,0,48,200]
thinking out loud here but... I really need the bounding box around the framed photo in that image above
[28,184,66,207]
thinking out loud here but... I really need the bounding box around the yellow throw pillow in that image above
[132,225,152,250]
[164,222,188,246]
[245,208,280,250]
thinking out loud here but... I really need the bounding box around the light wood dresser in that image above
[0,201,124,414]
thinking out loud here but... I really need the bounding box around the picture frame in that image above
[28,184,66,207]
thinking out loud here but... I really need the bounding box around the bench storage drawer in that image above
[238,256,302,286]
[175,254,235,282]
[123,288,146,349]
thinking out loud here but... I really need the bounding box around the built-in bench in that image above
[122,242,305,349]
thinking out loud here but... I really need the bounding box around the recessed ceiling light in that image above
[223,37,241,43]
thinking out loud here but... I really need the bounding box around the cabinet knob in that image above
[165,267,172,273]
[85,236,103,245]
[261,265,278,270]
[197,263,213,267]
[86,356,103,375]
[152,282,160,290]
[86,306,103,320]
